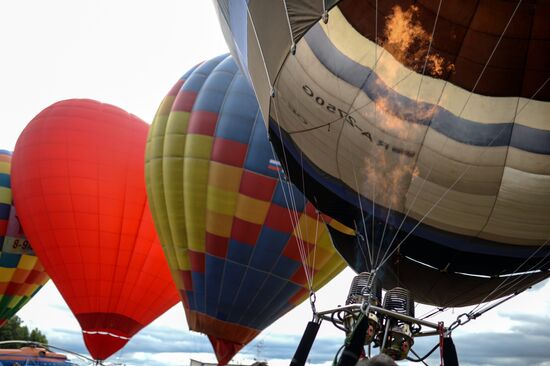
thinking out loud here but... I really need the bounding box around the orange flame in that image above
[381,5,454,77]
[363,152,419,210]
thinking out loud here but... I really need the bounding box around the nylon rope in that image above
[470,236,550,315]
[268,106,315,291]
[268,93,315,290]
[243,0,311,280]
[375,199,394,267]
[300,150,318,288]
[269,140,314,290]
[311,205,321,286]
[353,167,374,268]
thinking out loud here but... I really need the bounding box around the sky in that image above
[2,1,550,366]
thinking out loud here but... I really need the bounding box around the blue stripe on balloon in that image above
[256,282,300,329]
[272,256,301,279]
[0,252,20,268]
[304,24,550,154]
[272,182,306,212]
[190,272,206,313]
[0,204,11,221]
[205,254,225,318]
[217,261,247,321]
[227,239,254,265]
[215,75,258,144]
[244,275,287,328]
[194,73,236,115]
[229,0,249,69]
[249,227,290,272]
[226,268,267,323]
[182,54,228,94]
[0,174,10,189]
[185,290,196,311]
[244,114,277,177]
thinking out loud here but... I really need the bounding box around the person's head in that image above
[358,354,398,366]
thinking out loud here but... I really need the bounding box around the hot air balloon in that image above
[145,54,351,365]
[213,0,550,308]
[11,99,180,361]
[0,150,49,327]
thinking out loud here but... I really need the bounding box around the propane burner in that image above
[346,272,382,305]
[344,272,382,344]
[380,287,415,360]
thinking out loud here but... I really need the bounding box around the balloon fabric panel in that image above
[12,100,180,361]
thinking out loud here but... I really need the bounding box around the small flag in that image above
[268,159,283,172]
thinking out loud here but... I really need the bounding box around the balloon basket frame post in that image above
[290,272,456,366]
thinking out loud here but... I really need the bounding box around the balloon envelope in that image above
[0,150,49,327]
[12,99,180,360]
[214,0,550,306]
[145,55,350,365]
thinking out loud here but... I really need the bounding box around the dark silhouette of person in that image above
[357,354,398,366]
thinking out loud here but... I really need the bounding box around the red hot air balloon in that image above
[11,99,180,361]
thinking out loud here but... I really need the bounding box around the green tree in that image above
[0,316,48,348]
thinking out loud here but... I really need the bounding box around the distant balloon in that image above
[0,150,49,327]
[145,54,350,365]
[11,100,180,361]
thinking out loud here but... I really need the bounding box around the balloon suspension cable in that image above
[420,307,445,321]
[469,233,550,316]
[353,221,371,271]
[268,124,314,291]
[352,168,373,268]
[311,207,321,285]
[444,288,525,340]
[375,198,394,267]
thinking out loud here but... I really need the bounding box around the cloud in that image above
[112,326,345,366]
[45,328,89,358]
[238,333,345,364]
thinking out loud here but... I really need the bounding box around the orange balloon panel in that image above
[11,99,180,361]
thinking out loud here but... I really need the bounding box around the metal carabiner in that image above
[309,291,317,317]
